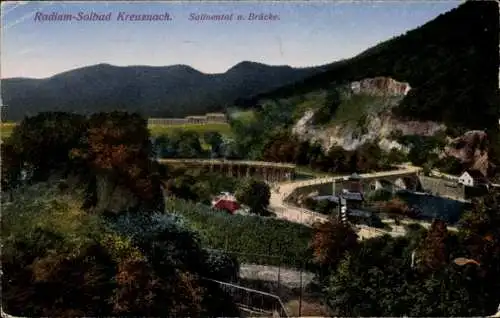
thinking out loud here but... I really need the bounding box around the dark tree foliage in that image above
[7,112,88,181]
[161,166,239,204]
[417,219,449,273]
[1,141,22,191]
[2,184,240,317]
[154,130,205,159]
[324,192,500,317]
[310,219,359,279]
[262,130,301,163]
[203,131,224,157]
[71,112,163,212]
[234,178,271,215]
[312,88,342,125]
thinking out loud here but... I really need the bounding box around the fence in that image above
[203,278,289,317]
[204,248,316,317]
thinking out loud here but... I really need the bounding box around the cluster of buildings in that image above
[148,112,227,125]
[312,173,365,209]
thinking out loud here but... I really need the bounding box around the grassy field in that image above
[1,123,16,139]
[0,122,232,140]
[148,123,232,137]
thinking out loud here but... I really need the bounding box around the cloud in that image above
[1,1,30,16]
[3,10,35,30]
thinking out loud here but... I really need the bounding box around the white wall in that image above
[458,173,474,186]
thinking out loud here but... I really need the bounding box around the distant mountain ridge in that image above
[1,61,328,121]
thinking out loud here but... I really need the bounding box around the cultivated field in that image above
[1,123,16,139]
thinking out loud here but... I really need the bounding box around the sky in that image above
[1,1,461,79]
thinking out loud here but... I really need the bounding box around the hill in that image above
[239,1,499,132]
[1,62,327,121]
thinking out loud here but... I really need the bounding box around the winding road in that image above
[268,166,423,239]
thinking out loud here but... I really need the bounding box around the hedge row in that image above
[165,198,314,268]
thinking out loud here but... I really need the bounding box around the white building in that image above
[458,170,489,187]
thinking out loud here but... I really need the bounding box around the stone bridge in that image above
[287,167,423,201]
[157,159,296,182]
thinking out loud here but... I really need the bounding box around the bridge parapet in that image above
[157,158,296,169]
[157,158,296,182]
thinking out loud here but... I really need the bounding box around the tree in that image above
[234,178,271,215]
[308,141,328,170]
[310,219,359,277]
[262,130,299,163]
[2,183,240,317]
[203,131,223,158]
[312,88,341,125]
[386,148,407,164]
[8,112,88,181]
[324,145,350,173]
[417,219,449,273]
[458,193,500,290]
[355,141,383,172]
[436,155,463,175]
[71,112,163,213]
[1,141,22,191]
[171,130,203,158]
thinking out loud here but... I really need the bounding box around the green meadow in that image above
[148,123,232,137]
[0,122,232,140]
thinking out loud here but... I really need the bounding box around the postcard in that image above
[1,1,499,317]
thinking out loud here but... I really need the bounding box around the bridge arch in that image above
[394,177,407,190]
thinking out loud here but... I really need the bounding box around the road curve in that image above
[269,166,423,239]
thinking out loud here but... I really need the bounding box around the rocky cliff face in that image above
[292,77,444,151]
[445,130,494,176]
[350,77,411,96]
[292,77,496,176]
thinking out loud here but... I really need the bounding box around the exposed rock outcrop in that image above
[292,77,496,177]
[445,130,494,176]
[292,77,444,152]
[350,77,411,96]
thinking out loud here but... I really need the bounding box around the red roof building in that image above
[213,198,241,214]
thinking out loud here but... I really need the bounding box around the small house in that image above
[458,170,489,187]
[213,198,241,214]
[211,193,241,214]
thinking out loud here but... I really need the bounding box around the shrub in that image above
[234,178,271,215]
[204,249,240,282]
[1,182,240,317]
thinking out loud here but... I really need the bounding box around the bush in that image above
[2,182,240,317]
[166,198,313,268]
[234,178,271,215]
[204,249,240,282]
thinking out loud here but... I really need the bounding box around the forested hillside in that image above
[240,1,499,132]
